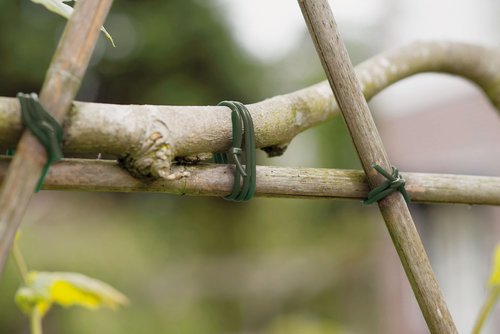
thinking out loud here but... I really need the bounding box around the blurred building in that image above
[378,88,500,333]
[223,0,500,332]
[372,0,500,332]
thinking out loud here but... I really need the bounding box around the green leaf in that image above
[15,271,128,316]
[30,0,115,47]
[488,244,500,287]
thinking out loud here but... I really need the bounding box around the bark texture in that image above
[0,41,498,178]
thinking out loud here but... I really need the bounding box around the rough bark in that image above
[0,41,498,178]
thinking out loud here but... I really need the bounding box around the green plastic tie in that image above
[14,93,64,192]
[364,164,411,205]
[214,101,256,201]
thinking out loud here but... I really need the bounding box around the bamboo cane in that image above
[298,1,457,332]
[0,0,114,276]
[0,158,498,206]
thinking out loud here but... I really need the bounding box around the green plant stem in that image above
[12,237,28,284]
[473,286,500,334]
[30,308,43,334]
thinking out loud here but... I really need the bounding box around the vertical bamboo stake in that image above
[297,1,457,332]
[0,0,114,276]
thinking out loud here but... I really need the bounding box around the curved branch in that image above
[0,41,499,177]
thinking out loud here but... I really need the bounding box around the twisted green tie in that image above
[214,101,256,201]
[12,93,64,192]
[364,164,411,205]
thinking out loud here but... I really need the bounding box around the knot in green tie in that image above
[364,164,411,205]
[12,93,64,192]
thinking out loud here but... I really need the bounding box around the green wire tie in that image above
[8,93,64,192]
[363,164,411,205]
[214,101,256,201]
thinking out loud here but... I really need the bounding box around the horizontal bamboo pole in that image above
[0,157,498,205]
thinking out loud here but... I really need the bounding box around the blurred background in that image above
[1,0,500,333]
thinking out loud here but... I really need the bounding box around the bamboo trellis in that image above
[1,1,499,332]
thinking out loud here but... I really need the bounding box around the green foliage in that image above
[16,271,128,316]
[12,233,127,334]
[94,1,263,106]
[0,0,262,105]
[473,244,500,334]
[264,314,345,334]
[488,244,500,287]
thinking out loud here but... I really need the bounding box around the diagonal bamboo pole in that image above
[298,1,457,332]
[0,0,114,276]
[0,158,498,206]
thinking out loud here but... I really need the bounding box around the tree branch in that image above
[0,41,498,178]
[0,157,497,205]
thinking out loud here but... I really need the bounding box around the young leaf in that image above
[472,244,500,334]
[488,244,500,287]
[15,271,128,316]
[30,0,115,47]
